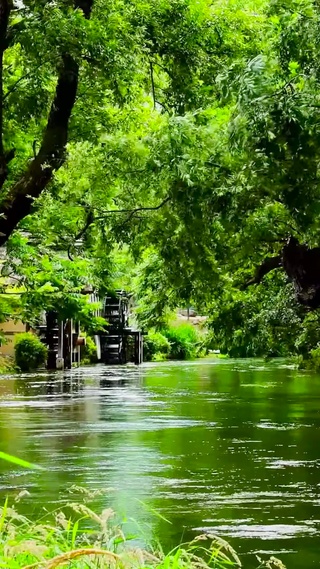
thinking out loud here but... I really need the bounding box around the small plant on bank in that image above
[0,490,286,569]
[144,330,171,361]
[81,335,98,365]
[0,355,16,373]
[161,323,200,360]
[298,345,320,371]
[14,332,48,372]
[144,323,206,361]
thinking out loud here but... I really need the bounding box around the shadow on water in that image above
[0,359,319,568]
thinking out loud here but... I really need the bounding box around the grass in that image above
[0,452,43,471]
[0,487,287,569]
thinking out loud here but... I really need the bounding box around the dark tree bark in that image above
[245,236,320,309]
[282,236,320,309]
[243,255,282,289]
[0,0,94,245]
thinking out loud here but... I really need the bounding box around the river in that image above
[0,358,320,567]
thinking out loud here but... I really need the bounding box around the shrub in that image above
[14,332,48,372]
[144,323,207,362]
[161,323,204,360]
[144,330,171,361]
[298,345,320,371]
[82,335,98,365]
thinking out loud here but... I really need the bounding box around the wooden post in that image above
[140,332,143,364]
[46,310,58,370]
[56,320,64,370]
[134,333,138,365]
[63,320,72,369]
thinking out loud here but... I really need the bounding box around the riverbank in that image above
[0,494,284,569]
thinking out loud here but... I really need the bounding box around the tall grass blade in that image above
[0,451,43,470]
[0,497,8,534]
[134,499,172,524]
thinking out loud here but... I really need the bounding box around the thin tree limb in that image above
[67,197,171,260]
[67,208,94,261]
[243,255,282,289]
[95,196,171,221]
[150,61,156,110]
[3,56,60,102]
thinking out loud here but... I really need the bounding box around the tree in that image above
[0,0,266,318]
[0,0,95,244]
[4,0,320,361]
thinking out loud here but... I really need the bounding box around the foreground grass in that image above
[0,488,286,569]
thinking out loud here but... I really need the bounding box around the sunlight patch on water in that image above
[266,459,320,469]
[257,420,308,430]
[194,523,318,539]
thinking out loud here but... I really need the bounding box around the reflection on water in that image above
[0,359,320,567]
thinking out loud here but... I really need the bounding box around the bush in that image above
[81,335,98,365]
[14,332,48,372]
[144,324,206,362]
[298,346,320,371]
[144,330,171,361]
[161,323,200,360]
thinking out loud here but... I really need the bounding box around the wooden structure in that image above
[35,290,143,369]
[0,285,142,369]
[99,290,143,365]
[37,311,85,370]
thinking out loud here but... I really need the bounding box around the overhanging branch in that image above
[67,197,171,260]
[243,255,282,289]
[95,196,171,222]
[243,237,320,310]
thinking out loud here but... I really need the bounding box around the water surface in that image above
[0,359,320,567]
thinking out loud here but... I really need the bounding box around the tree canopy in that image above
[1,0,320,359]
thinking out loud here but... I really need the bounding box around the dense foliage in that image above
[144,322,205,361]
[1,0,320,360]
[14,332,48,372]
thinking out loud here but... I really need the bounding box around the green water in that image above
[0,359,320,567]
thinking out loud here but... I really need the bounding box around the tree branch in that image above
[95,196,171,222]
[150,61,156,110]
[243,255,282,289]
[67,197,171,260]
[3,56,60,102]
[68,208,94,261]
[0,0,94,245]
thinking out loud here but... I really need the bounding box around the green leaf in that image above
[0,451,43,470]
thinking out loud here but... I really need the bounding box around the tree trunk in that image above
[0,0,94,245]
[245,236,320,309]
